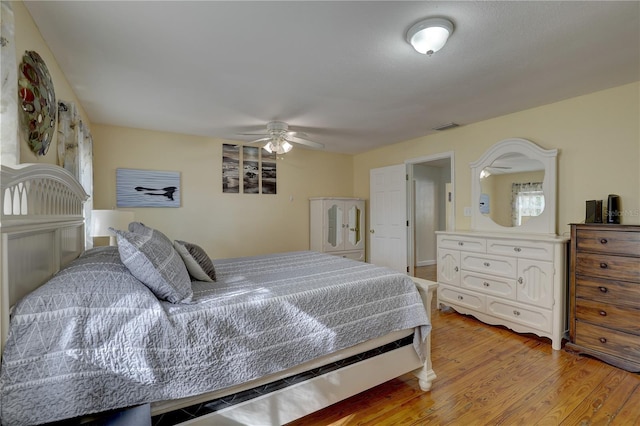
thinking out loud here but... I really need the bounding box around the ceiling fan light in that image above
[281,141,293,153]
[264,140,294,155]
[406,18,453,55]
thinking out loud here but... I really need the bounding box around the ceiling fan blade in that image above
[285,135,324,150]
[238,132,269,136]
[247,137,272,144]
[286,131,308,139]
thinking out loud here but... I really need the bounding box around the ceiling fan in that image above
[240,121,324,154]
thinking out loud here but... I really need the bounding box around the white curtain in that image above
[511,182,544,226]
[58,100,94,249]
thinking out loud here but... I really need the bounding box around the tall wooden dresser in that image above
[567,223,640,372]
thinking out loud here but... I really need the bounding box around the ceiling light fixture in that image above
[406,17,454,56]
[263,137,293,155]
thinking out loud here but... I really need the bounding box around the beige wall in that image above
[12,1,91,164]
[13,0,640,260]
[92,124,354,258]
[354,82,640,244]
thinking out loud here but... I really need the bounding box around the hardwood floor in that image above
[286,270,640,425]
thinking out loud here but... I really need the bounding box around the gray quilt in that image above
[0,248,430,425]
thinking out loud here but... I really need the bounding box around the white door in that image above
[369,164,408,273]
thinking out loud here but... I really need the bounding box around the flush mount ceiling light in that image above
[406,17,454,56]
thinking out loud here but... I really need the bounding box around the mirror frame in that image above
[470,138,558,235]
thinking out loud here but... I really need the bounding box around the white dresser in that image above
[437,231,568,349]
[310,197,365,261]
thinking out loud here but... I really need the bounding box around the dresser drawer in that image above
[576,229,640,256]
[486,297,552,333]
[438,285,485,311]
[575,252,640,283]
[575,276,640,309]
[486,238,554,261]
[575,321,640,361]
[437,234,486,253]
[461,252,517,278]
[461,271,516,299]
[575,298,640,335]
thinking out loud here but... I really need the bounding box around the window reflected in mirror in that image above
[479,154,545,228]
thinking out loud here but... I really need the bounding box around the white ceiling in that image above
[25,1,640,154]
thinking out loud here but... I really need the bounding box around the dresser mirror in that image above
[470,138,558,234]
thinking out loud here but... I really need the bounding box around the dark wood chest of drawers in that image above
[567,223,640,371]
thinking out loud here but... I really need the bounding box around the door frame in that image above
[406,152,455,276]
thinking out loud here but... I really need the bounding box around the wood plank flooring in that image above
[286,266,640,425]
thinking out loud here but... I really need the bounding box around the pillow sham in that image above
[174,240,216,282]
[112,228,193,303]
[128,221,172,246]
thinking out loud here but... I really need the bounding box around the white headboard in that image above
[1,164,88,351]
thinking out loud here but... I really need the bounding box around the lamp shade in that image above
[91,210,135,245]
[406,18,454,55]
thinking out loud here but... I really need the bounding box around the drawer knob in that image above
[458,241,464,246]
[457,295,464,300]
[600,238,608,244]
[599,262,608,269]
[598,286,608,293]
[599,337,607,344]
[599,310,607,316]
[483,262,491,267]
[513,310,521,316]
[514,247,522,252]
[483,281,490,287]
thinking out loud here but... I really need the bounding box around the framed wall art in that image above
[116,168,180,208]
[222,144,240,193]
[223,143,277,194]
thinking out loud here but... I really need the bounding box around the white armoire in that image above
[310,197,365,261]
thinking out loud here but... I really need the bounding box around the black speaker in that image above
[606,194,620,224]
[585,200,603,223]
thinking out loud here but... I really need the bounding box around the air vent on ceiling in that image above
[433,122,460,131]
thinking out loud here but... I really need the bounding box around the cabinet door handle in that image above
[599,310,607,316]
[599,337,607,344]
[598,286,608,293]
[514,247,522,252]
[458,241,464,246]
[454,266,459,272]
[483,262,491,267]
[600,238,608,244]
[518,277,524,284]
[457,295,464,300]
[513,310,521,316]
[370,229,375,234]
[483,281,490,287]
[599,262,608,269]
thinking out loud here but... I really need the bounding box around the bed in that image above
[0,163,436,426]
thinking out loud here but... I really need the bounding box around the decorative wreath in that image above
[18,50,57,156]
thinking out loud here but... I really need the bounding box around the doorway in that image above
[407,153,454,280]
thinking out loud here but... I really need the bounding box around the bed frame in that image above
[0,163,436,425]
